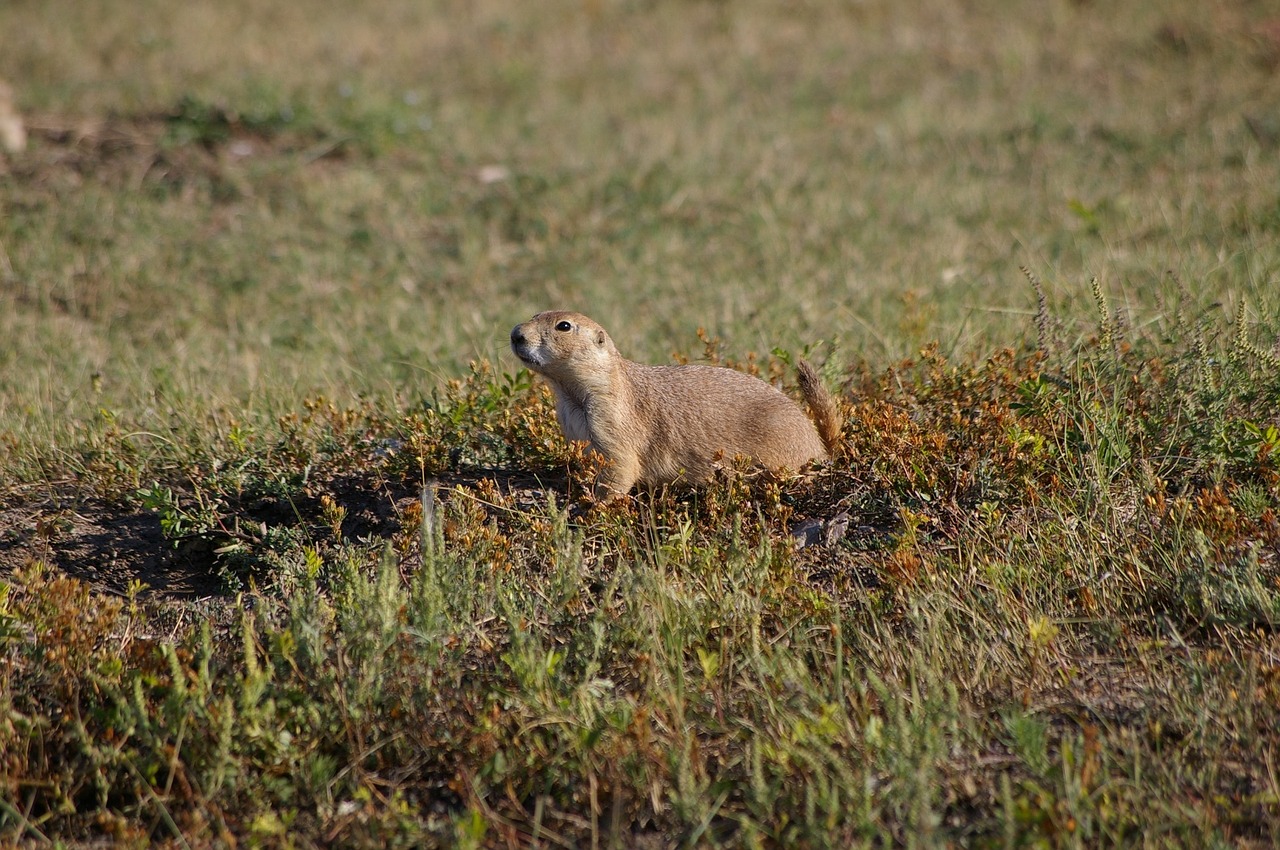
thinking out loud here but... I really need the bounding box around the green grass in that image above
[2,0,1280,846]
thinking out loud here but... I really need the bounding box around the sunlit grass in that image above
[2,0,1279,845]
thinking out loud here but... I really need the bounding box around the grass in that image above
[2,0,1279,846]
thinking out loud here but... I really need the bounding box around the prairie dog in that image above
[510,311,841,499]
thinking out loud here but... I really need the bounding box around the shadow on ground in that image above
[0,466,571,599]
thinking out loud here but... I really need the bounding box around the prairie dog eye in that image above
[555,320,573,332]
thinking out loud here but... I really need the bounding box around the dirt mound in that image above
[0,467,564,599]
[0,499,224,597]
[5,98,345,193]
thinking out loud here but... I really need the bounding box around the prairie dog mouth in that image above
[510,337,542,368]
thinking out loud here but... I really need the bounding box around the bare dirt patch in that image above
[0,463,864,604]
[0,499,223,597]
[4,100,346,194]
[0,466,570,600]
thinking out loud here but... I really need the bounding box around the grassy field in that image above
[2,0,1280,846]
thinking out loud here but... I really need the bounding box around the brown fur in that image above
[510,310,842,499]
[795,359,842,455]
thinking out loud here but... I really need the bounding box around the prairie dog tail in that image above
[796,359,843,455]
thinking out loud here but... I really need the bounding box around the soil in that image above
[0,463,871,603]
[0,466,571,600]
[0,497,224,597]
[2,101,347,193]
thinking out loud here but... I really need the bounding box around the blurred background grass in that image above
[2,0,1278,455]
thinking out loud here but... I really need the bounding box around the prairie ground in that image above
[1,0,1279,846]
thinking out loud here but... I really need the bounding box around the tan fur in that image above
[510,310,842,499]
[795,359,842,455]
[0,81,27,154]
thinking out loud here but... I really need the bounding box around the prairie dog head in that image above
[510,311,619,384]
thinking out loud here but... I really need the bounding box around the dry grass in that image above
[2,0,1279,846]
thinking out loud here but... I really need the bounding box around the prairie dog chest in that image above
[554,394,594,443]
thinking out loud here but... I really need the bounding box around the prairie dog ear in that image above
[596,329,606,345]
